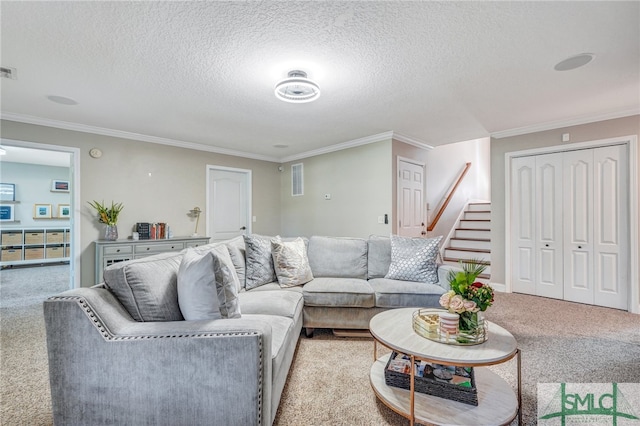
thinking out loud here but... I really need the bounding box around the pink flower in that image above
[463,299,479,313]
[439,291,454,309]
[448,294,466,313]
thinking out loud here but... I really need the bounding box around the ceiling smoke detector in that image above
[275,70,320,103]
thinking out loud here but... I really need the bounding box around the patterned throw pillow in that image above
[244,234,281,290]
[385,235,443,284]
[211,248,242,319]
[271,238,314,288]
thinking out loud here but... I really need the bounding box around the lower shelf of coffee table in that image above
[370,354,517,426]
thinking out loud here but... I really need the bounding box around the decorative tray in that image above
[412,308,488,346]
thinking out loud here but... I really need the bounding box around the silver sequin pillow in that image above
[271,238,314,288]
[385,235,443,283]
[244,234,281,290]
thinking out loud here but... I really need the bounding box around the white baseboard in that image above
[490,282,507,292]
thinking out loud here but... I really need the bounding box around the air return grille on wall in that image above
[291,163,304,196]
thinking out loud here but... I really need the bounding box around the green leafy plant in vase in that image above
[88,200,123,241]
[439,259,494,342]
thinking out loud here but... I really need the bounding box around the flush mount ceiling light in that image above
[275,70,320,103]
[554,53,595,71]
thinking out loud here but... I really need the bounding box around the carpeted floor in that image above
[1,264,639,425]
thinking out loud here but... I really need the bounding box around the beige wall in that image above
[1,120,282,286]
[280,140,393,238]
[423,138,491,239]
[490,115,640,291]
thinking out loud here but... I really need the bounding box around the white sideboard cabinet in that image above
[94,236,210,284]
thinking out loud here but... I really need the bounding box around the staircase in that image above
[442,202,491,280]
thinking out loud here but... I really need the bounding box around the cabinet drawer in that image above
[46,247,65,259]
[46,232,64,244]
[25,248,44,260]
[185,240,209,248]
[135,242,184,254]
[25,232,44,245]
[1,248,23,262]
[104,245,133,255]
[2,232,22,246]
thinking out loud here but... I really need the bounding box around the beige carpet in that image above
[2,266,639,426]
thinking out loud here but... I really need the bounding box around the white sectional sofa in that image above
[44,234,455,425]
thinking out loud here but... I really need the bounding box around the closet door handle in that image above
[545,244,549,247]
[578,246,582,249]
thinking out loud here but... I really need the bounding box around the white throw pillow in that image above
[177,249,222,320]
[178,246,242,320]
[385,235,443,284]
[271,238,314,288]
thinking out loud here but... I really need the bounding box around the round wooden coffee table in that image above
[369,308,521,426]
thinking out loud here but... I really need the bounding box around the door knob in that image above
[240,226,247,230]
[578,246,582,249]
[545,244,549,247]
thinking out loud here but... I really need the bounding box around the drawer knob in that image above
[146,247,150,250]
[116,249,120,252]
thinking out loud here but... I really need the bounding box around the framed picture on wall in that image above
[0,204,14,221]
[34,204,52,219]
[51,180,70,192]
[0,183,15,201]
[58,204,71,219]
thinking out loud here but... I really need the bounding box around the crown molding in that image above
[392,132,434,150]
[279,131,395,163]
[490,109,640,139]
[0,112,281,163]
[1,112,437,164]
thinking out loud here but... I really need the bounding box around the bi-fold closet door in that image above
[511,144,628,310]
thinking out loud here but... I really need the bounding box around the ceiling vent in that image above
[1,67,17,80]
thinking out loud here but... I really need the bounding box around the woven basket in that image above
[384,352,478,406]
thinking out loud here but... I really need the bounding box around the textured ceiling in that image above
[1,1,638,162]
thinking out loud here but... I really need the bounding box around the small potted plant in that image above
[88,200,124,241]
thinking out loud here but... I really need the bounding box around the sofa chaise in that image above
[44,234,456,425]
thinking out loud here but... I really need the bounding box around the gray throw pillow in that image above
[271,238,314,288]
[244,234,281,290]
[177,248,222,321]
[211,248,242,318]
[385,235,443,284]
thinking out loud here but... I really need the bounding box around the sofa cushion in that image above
[367,235,391,279]
[211,247,242,319]
[225,236,246,289]
[385,235,443,284]
[103,251,184,322]
[302,277,375,308]
[177,246,242,320]
[271,238,314,288]
[177,248,223,320]
[238,290,304,321]
[368,277,446,308]
[307,236,368,279]
[244,234,281,290]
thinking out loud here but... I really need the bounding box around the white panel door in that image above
[511,156,536,295]
[208,168,251,242]
[535,153,563,299]
[563,149,594,304]
[593,145,628,309]
[398,160,425,237]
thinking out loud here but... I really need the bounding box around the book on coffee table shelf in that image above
[384,352,478,406]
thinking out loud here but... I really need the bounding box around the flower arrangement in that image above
[88,200,123,226]
[439,259,494,333]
